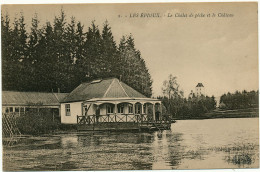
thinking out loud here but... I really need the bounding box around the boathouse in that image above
[61,78,170,131]
[61,78,162,123]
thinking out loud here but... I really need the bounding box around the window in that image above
[65,104,71,116]
[25,107,29,112]
[9,107,13,113]
[143,105,146,114]
[117,104,124,114]
[5,107,9,113]
[15,107,19,113]
[135,104,141,114]
[20,107,25,114]
[128,104,133,114]
[107,105,114,114]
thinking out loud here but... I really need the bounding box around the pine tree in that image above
[53,9,67,92]
[24,13,42,91]
[100,20,118,78]
[64,17,81,92]
[16,14,29,91]
[83,21,102,80]
[2,13,29,91]
[37,21,56,92]
[1,13,14,90]
[118,35,153,97]
[73,21,86,85]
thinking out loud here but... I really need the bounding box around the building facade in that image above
[195,83,205,97]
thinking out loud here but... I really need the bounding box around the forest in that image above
[1,10,153,97]
[219,90,258,110]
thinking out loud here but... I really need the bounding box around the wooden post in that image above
[160,103,162,121]
[133,103,135,115]
[114,103,117,114]
[81,103,84,116]
[59,106,61,118]
[153,104,155,121]
[52,109,55,122]
[18,106,21,117]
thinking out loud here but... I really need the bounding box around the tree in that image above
[73,21,86,86]
[53,9,68,92]
[26,13,42,91]
[161,74,184,117]
[83,21,102,80]
[63,16,79,92]
[220,90,258,110]
[101,20,118,78]
[2,13,28,91]
[162,74,183,99]
[118,35,153,97]
[1,13,14,90]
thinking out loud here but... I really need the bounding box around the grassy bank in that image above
[174,108,259,120]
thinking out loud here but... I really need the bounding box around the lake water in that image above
[2,118,259,170]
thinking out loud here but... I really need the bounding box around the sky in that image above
[1,2,258,98]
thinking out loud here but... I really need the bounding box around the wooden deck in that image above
[77,114,171,131]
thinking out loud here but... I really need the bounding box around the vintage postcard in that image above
[1,2,259,171]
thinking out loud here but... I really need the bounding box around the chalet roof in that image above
[2,91,69,106]
[62,78,147,103]
[196,83,204,87]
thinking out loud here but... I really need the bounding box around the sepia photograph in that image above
[1,2,259,171]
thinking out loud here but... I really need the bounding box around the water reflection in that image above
[219,143,257,168]
[3,118,259,170]
[61,135,78,148]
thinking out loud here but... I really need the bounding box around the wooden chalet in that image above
[61,78,171,131]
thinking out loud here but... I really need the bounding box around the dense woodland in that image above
[1,10,153,97]
[220,90,258,110]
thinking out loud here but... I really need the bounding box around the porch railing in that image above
[77,114,171,125]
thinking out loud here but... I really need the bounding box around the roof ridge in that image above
[103,78,116,98]
[117,79,130,97]
[80,77,118,85]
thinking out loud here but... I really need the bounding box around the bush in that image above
[17,108,61,135]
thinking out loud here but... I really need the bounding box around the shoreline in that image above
[174,116,259,120]
[173,108,259,120]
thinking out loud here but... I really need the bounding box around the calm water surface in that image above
[3,118,259,170]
